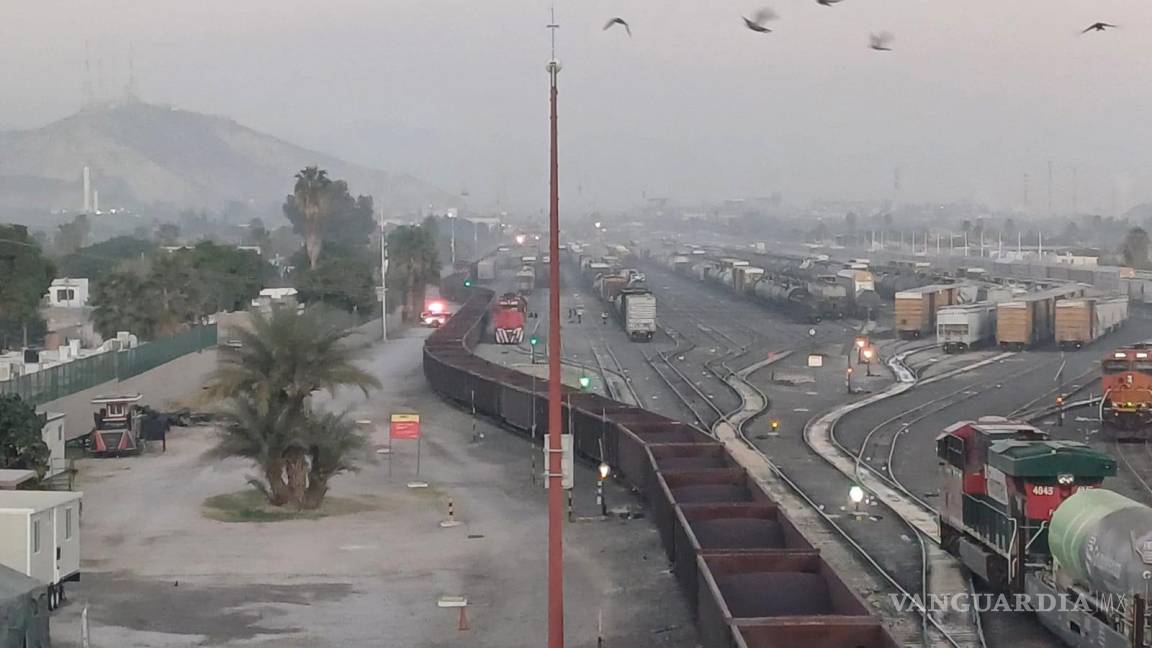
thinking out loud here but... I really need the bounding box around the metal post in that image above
[450,215,456,266]
[531,371,538,485]
[379,217,389,341]
[597,477,607,517]
[545,21,566,647]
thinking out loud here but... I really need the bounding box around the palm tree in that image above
[386,222,441,321]
[208,395,300,506]
[203,305,380,507]
[300,411,369,509]
[294,167,333,270]
[203,305,380,409]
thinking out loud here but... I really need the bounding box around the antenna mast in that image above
[544,6,565,648]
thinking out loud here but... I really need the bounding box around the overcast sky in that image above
[3,0,1152,215]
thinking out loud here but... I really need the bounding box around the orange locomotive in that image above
[1100,342,1152,430]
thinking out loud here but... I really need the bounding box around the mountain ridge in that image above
[0,101,456,216]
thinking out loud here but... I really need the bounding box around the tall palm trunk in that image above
[263,459,293,507]
[284,448,308,506]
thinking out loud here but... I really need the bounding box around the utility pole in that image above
[1072,166,1078,214]
[545,9,565,648]
[379,211,389,341]
[1047,160,1053,215]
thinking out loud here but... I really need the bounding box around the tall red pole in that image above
[545,57,565,648]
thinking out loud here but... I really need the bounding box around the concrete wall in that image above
[41,349,220,442]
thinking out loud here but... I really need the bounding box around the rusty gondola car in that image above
[426,275,902,648]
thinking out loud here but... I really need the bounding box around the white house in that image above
[0,490,82,609]
[44,279,89,308]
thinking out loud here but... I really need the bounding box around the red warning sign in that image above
[390,413,421,440]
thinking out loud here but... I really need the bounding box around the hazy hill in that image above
[0,101,455,216]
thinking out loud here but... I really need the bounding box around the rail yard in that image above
[434,233,1152,648]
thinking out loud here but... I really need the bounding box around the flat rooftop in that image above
[0,490,83,513]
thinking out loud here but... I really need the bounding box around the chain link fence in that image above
[0,325,217,406]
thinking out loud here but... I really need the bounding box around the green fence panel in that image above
[0,324,217,406]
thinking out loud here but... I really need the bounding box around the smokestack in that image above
[83,166,91,213]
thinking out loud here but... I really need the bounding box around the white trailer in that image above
[0,490,82,610]
[936,303,997,352]
[615,290,656,342]
[476,258,496,282]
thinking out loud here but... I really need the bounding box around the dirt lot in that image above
[51,330,694,648]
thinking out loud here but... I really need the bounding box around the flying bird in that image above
[743,7,777,34]
[816,0,845,5]
[869,32,894,51]
[603,17,632,37]
[1081,22,1117,34]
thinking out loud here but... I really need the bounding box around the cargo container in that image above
[732,267,764,294]
[475,258,495,282]
[595,274,627,301]
[894,284,957,338]
[1054,295,1129,349]
[0,490,82,610]
[936,303,997,352]
[613,289,656,341]
[515,267,535,294]
[996,286,1085,349]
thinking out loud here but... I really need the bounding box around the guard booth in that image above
[89,394,143,456]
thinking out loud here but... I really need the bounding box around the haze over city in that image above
[4,0,1152,213]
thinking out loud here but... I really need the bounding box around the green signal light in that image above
[578,376,592,390]
[464,279,473,287]
[529,336,540,346]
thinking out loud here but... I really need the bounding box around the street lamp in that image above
[597,462,610,517]
[849,485,865,516]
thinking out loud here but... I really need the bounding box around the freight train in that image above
[577,255,658,341]
[648,251,849,323]
[427,277,902,648]
[934,417,1152,648]
[491,292,526,344]
[1101,343,1152,431]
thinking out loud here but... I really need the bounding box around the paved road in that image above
[52,328,694,648]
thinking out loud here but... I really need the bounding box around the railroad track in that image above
[713,346,986,648]
[840,355,1065,514]
[642,330,725,432]
[588,339,643,406]
[656,308,985,646]
[1114,439,1152,503]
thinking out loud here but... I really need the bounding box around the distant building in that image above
[44,279,88,308]
[1052,254,1099,267]
[252,287,298,313]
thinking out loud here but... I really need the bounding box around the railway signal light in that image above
[770,420,780,432]
[854,336,868,349]
[579,375,592,390]
[530,335,540,346]
[464,279,473,287]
